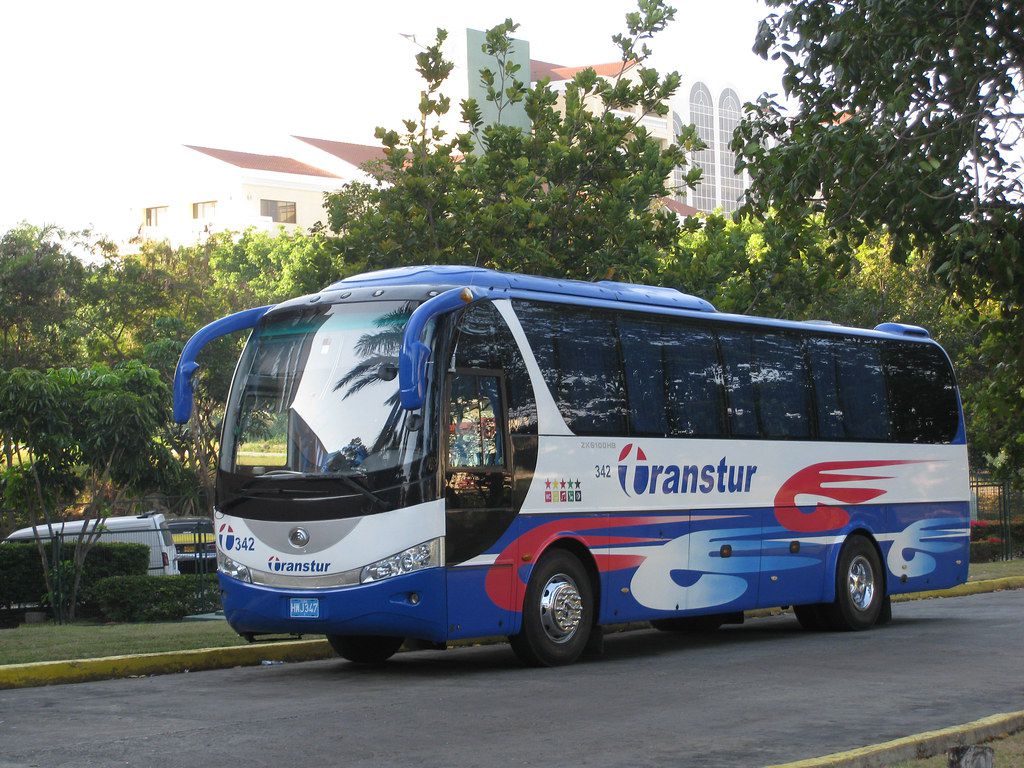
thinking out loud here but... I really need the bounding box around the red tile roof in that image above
[185,145,338,178]
[530,59,566,81]
[535,59,638,82]
[293,137,386,170]
[658,196,701,217]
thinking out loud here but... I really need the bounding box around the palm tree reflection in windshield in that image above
[324,303,414,474]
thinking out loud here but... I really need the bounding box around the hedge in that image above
[0,541,150,608]
[970,520,1024,543]
[87,574,221,622]
[970,540,1006,564]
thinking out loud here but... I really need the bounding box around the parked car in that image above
[4,513,179,575]
[166,517,216,574]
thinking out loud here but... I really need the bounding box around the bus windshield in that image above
[220,300,420,492]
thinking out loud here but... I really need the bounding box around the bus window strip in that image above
[510,298,960,446]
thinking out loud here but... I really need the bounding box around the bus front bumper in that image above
[218,568,448,643]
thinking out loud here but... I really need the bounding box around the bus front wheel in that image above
[327,634,404,664]
[509,549,594,667]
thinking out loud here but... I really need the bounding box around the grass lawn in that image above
[890,729,1024,767]
[0,620,321,666]
[968,559,1024,581]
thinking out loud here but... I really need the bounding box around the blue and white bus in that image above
[173,265,969,666]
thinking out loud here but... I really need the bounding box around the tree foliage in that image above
[736,0,1024,483]
[737,0,1023,286]
[325,1,701,283]
[0,362,176,620]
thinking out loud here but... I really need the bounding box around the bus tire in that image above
[650,615,725,632]
[876,594,893,625]
[327,634,404,664]
[509,549,594,667]
[793,603,829,631]
[824,535,884,631]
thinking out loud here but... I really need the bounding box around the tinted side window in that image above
[807,336,846,439]
[453,303,537,434]
[617,316,726,438]
[717,327,759,437]
[754,332,812,439]
[617,316,669,436]
[884,342,959,443]
[515,303,628,436]
[663,324,727,437]
[809,335,890,441]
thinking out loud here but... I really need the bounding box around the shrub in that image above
[970,539,1005,564]
[87,574,220,622]
[0,541,150,608]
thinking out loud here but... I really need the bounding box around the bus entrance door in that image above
[443,370,517,640]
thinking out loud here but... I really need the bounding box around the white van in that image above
[4,514,180,575]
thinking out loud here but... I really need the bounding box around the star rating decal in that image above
[543,478,583,504]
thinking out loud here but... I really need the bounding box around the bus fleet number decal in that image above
[595,464,612,478]
[232,536,255,551]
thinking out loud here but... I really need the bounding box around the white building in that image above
[529,57,747,214]
[131,141,383,246]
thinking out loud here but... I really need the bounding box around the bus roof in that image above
[320,265,933,343]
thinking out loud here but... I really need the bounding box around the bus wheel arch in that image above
[509,542,597,666]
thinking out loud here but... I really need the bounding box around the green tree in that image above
[0,224,91,469]
[735,0,1024,482]
[0,362,173,620]
[325,1,702,283]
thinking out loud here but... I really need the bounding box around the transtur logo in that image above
[218,523,235,551]
[266,555,332,574]
[617,443,757,497]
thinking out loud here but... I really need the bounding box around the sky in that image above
[0,0,785,239]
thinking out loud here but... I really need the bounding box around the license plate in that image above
[289,597,320,619]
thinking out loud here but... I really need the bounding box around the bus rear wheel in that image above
[823,535,884,631]
[327,634,404,664]
[509,549,594,667]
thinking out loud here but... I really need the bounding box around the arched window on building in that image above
[718,88,744,214]
[671,111,685,198]
[689,82,717,212]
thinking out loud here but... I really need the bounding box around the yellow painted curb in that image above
[765,710,1024,768]
[0,638,333,690]
[891,575,1024,602]
[742,576,1024,620]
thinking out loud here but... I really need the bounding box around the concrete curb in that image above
[0,639,333,690]
[891,575,1024,602]
[765,710,1024,768]
[1,575,1021,691]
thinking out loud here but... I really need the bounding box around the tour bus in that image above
[173,265,969,666]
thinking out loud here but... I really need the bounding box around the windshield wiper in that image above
[245,470,391,510]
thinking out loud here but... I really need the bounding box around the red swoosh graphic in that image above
[774,460,922,533]
[484,515,687,611]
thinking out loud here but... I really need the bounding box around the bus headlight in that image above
[360,538,443,584]
[217,550,252,583]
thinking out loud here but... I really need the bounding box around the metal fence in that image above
[970,473,1024,561]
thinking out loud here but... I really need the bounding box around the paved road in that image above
[2,591,1023,768]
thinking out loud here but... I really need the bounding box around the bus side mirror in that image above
[398,287,479,411]
[399,341,432,410]
[172,305,272,423]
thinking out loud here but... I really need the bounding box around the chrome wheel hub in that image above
[539,574,583,644]
[848,555,876,611]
